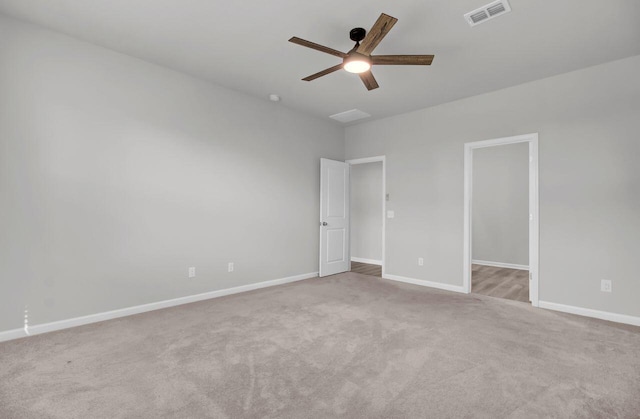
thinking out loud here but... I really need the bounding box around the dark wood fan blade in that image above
[289,37,347,58]
[302,64,344,81]
[357,13,398,55]
[371,55,434,65]
[359,70,379,91]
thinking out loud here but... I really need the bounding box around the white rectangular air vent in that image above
[464,0,511,27]
[329,109,371,123]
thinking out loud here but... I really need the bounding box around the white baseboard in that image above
[472,259,529,271]
[351,257,382,266]
[0,328,28,343]
[383,274,466,294]
[0,272,318,343]
[538,301,640,327]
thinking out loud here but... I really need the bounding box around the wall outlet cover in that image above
[188,267,196,278]
[601,279,612,293]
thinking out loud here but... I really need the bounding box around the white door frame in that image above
[345,156,386,277]
[463,133,539,306]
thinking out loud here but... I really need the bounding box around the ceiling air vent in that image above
[487,3,506,16]
[464,0,511,27]
[329,109,371,123]
[470,11,489,24]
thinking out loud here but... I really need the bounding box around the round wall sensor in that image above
[269,94,281,102]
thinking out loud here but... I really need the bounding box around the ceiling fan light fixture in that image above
[343,54,371,74]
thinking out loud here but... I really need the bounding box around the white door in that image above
[319,158,350,277]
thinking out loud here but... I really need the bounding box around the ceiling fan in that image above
[289,13,434,91]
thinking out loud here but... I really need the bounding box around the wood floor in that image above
[351,262,527,303]
[350,261,382,277]
[472,264,529,303]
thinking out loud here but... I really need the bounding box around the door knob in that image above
[322,222,328,226]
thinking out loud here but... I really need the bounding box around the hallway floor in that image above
[472,264,529,303]
[350,261,382,277]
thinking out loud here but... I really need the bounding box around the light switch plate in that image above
[387,210,395,219]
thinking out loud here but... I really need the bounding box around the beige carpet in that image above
[1,272,639,418]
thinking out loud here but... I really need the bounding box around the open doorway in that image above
[463,134,539,306]
[471,142,529,302]
[347,156,385,278]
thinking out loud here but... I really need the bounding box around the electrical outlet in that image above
[418,257,424,266]
[228,262,234,273]
[188,267,196,278]
[601,279,611,293]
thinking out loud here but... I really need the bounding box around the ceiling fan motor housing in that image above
[343,52,370,65]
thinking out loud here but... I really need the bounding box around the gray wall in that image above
[346,54,640,318]
[0,15,344,333]
[350,162,383,262]
[472,143,529,266]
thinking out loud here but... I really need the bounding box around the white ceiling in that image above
[1,0,639,124]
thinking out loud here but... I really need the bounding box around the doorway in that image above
[471,142,529,302]
[347,156,385,278]
[463,134,539,306]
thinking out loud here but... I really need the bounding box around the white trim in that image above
[463,133,539,307]
[528,137,540,306]
[346,155,386,278]
[472,260,529,271]
[0,328,27,343]
[0,272,318,343]
[346,156,385,165]
[350,257,382,266]
[539,301,640,327]
[383,274,466,294]
[464,133,535,149]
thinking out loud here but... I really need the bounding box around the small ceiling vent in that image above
[329,109,371,123]
[464,0,511,27]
